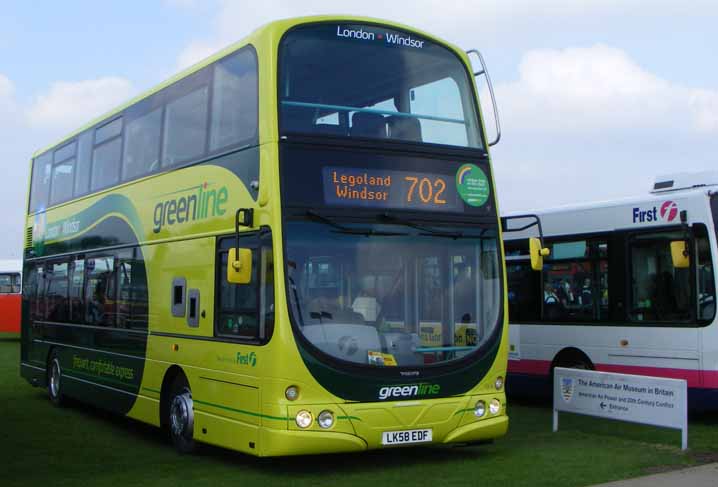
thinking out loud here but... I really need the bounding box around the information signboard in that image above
[553,367,687,450]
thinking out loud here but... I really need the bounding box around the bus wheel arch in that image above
[160,365,196,454]
[551,347,594,372]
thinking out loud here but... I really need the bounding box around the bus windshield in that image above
[279,23,483,149]
[285,220,501,367]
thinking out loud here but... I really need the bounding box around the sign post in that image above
[553,367,688,450]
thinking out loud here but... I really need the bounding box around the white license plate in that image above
[381,428,432,446]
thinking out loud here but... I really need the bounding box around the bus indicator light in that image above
[474,400,486,417]
[285,386,299,401]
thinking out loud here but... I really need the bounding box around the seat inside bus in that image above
[387,115,422,142]
[350,112,387,138]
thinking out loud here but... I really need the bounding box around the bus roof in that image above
[504,172,718,239]
[507,172,718,218]
[30,15,467,160]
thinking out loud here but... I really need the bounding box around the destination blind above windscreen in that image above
[323,166,465,212]
[280,145,495,215]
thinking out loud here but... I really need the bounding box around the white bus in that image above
[503,172,718,408]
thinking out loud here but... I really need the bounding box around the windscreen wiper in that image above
[287,275,306,328]
[305,211,406,237]
[378,213,471,239]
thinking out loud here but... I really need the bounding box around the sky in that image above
[1,0,717,258]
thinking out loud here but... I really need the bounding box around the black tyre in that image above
[47,351,65,407]
[167,378,195,454]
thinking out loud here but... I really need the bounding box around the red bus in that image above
[0,260,21,333]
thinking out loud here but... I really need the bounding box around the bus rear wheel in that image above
[168,380,195,454]
[47,352,65,407]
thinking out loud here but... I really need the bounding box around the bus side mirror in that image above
[227,248,252,284]
[670,241,690,269]
[529,237,550,271]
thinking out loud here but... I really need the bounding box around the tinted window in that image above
[69,258,84,323]
[30,152,52,212]
[629,231,691,322]
[696,225,715,321]
[127,248,148,329]
[216,232,274,341]
[95,118,123,145]
[26,265,44,321]
[85,256,115,326]
[210,48,258,151]
[46,262,69,322]
[543,240,609,322]
[91,137,122,191]
[74,132,93,197]
[218,246,259,338]
[284,221,500,366]
[409,77,469,146]
[163,86,209,166]
[54,142,76,163]
[123,107,162,180]
[506,261,540,322]
[279,23,482,148]
[0,273,20,294]
[50,157,75,205]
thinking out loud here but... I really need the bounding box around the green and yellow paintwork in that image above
[23,15,509,457]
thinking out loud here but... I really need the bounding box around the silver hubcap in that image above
[170,391,193,438]
[50,359,61,398]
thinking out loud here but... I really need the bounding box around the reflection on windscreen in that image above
[279,23,482,148]
[286,221,500,367]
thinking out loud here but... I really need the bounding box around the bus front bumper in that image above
[257,415,508,456]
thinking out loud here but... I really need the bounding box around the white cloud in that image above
[27,77,134,131]
[492,45,718,136]
[690,89,718,133]
[0,74,17,119]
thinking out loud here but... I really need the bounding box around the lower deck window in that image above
[216,231,274,342]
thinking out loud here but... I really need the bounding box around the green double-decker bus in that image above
[21,16,509,456]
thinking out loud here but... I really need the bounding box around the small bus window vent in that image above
[653,180,674,191]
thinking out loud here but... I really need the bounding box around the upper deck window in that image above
[279,23,483,149]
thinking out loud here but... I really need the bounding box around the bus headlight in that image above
[495,376,504,390]
[474,400,486,418]
[285,386,299,401]
[489,399,501,415]
[317,410,335,429]
[295,410,313,428]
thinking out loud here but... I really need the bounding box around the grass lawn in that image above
[2,335,717,487]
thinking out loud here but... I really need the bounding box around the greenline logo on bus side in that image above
[153,182,229,233]
[378,383,440,400]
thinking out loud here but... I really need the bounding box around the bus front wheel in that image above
[168,379,195,454]
[47,351,65,407]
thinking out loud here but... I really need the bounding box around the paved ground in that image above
[592,463,718,486]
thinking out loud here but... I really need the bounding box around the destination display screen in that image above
[323,167,460,212]
[280,144,495,217]
[322,164,490,212]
